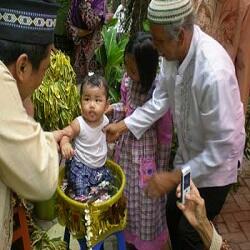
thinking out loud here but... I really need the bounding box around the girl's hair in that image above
[124,32,159,93]
[80,74,109,99]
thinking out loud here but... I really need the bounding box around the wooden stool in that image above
[12,206,31,250]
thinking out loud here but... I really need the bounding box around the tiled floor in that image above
[214,160,250,250]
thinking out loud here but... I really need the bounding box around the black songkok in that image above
[0,0,59,45]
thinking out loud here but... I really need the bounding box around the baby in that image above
[60,74,112,201]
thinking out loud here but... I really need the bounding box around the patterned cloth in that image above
[193,0,250,111]
[0,0,58,45]
[148,0,193,24]
[66,0,104,84]
[244,100,250,159]
[67,158,112,197]
[111,74,172,250]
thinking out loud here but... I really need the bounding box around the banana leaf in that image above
[96,22,129,103]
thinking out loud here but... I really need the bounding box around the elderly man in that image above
[105,0,245,249]
[0,0,65,248]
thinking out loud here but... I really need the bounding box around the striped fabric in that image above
[147,0,193,24]
[0,8,56,31]
[0,0,58,44]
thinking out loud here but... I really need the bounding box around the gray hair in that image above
[163,12,195,40]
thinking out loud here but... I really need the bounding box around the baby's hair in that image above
[124,32,159,93]
[80,74,109,99]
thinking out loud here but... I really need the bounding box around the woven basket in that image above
[56,159,127,247]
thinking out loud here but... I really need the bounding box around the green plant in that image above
[95,21,129,103]
[55,0,70,36]
[31,226,67,250]
[30,50,79,248]
[32,50,80,130]
[14,199,67,250]
[143,19,150,32]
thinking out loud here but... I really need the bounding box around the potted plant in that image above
[32,50,80,221]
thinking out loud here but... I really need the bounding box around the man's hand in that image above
[61,142,75,159]
[145,170,181,198]
[103,120,128,143]
[52,130,65,143]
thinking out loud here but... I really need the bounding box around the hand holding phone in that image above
[180,166,191,204]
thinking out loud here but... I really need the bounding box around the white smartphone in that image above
[180,166,191,204]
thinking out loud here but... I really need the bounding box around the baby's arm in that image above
[60,119,80,159]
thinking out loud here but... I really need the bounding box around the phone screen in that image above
[184,172,190,189]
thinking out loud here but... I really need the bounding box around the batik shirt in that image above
[194,0,250,105]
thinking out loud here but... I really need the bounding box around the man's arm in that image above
[0,117,59,201]
[105,73,170,142]
[125,72,170,139]
[0,69,59,201]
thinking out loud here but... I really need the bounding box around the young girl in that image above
[108,32,172,250]
[60,74,111,200]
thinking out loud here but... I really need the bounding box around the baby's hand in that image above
[61,143,74,159]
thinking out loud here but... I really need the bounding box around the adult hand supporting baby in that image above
[52,129,73,151]
[52,130,66,144]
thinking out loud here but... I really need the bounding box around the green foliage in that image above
[32,50,80,131]
[55,0,70,36]
[31,227,67,250]
[143,19,150,32]
[95,21,129,103]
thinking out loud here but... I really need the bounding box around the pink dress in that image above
[111,74,172,250]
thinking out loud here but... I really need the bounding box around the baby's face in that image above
[80,85,108,125]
